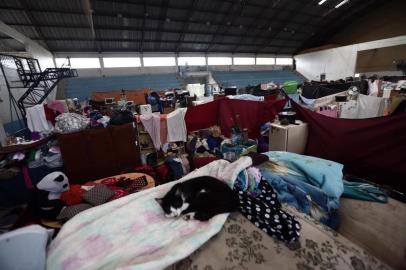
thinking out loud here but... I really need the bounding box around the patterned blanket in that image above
[46,158,250,270]
[167,208,391,270]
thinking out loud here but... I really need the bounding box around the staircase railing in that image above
[0,54,78,131]
[17,68,78,117]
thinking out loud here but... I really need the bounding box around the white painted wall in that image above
[0,66,27,127]
[295,35,406,81]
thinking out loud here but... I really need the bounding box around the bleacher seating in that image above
[212,70,304,88]
[63,73,181,101]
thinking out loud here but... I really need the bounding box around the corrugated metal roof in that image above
[0,0,388,53]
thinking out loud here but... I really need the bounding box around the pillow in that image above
[126,176,148,193]
[82,184,115,206]
[57,203,92,221]
[60,184,86,206]
[108,186,129,200]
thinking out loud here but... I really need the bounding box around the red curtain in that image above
[185,98,287,138]
[292,101,406,192]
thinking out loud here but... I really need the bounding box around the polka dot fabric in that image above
[236,179,301,243]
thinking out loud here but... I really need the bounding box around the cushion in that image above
[126,176,148,193]
[115,177,134,189]
[100,177,119,186]
[60,184,86,206]
[108,186,129,200]
[82,184,115,206]
[57,203,92,221]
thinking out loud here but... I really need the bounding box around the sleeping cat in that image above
[156,176,239,221]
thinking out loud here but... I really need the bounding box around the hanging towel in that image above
[340,95,385,119]
[26,104,53,133]
[367,80,380,96]
[357,94,385,118]
[140,113,161,150]
[167,108,188,142]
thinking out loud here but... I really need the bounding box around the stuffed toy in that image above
[35,172,70,220]
[195,138,210,154]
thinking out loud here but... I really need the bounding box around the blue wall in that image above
[213,70,304,89]
[63,73,182,101]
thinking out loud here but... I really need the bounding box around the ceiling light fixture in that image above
[318,0,328,5]
[335,0,349,8]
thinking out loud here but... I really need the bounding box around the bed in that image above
[167,198,406,270]
[166,209,387,270]
[46,156,403,270]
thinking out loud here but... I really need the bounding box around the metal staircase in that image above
[0,54,78,132]
[16,67,77,118]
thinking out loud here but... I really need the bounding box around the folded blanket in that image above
[259,151,344,228]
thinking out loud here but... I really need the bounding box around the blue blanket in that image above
[259,151,344,228]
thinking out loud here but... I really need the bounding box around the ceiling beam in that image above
[82,0,101,52]
[0,20,51,55]
[231,0,275,53]
[154,0,169,51]
[0,36,298,49]
[101,0,322,20]
[18,0,50,50]
[256,0,312,54]
[6,23,304,42]
[206,1,244,52]
[175,0,198,53]
[140,0,146,52]
[268,0,316,54]
[297,0,381,52]
[0,5,317,32]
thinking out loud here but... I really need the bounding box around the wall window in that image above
[256,57,275,65]
[103,57,141,68]
[178,57,206,66]
[55,58,69,68]
[276,58,293,65]
[207,57,232,66]
[143,57,176,67]
[233,57,255,65]
[55,57,100,69]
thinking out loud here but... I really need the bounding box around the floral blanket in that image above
[167,207,391,270]
[46,158,249,270]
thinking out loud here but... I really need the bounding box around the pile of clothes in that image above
[299,78,406,119]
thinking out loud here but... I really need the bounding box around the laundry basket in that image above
[283,81,299,94]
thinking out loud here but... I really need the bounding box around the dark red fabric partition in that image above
[185,98,287,138]
[184,99,220,132]
[292,101,406,192]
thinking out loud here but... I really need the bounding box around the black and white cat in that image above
[156,176,239,221]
